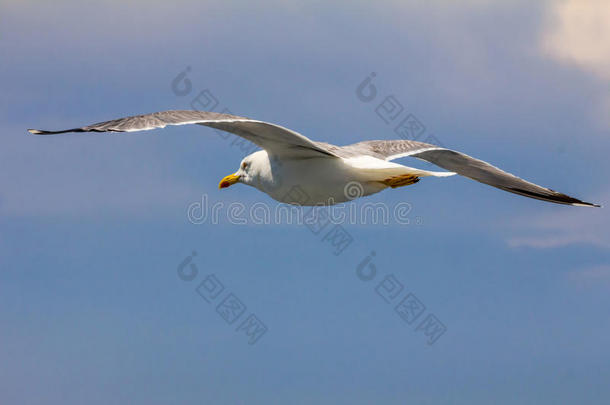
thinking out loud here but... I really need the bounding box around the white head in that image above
[218,150,268,190]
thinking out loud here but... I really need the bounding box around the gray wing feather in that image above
[343,140,600,207]
[28,110,338,158]
[338,139,436,159]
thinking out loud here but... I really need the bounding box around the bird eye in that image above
[241,162,248,170]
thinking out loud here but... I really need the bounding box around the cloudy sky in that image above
[1,0,609,404]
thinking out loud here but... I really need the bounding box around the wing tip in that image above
[555,191,601,208]
[571,201,602,208]
[27,128,85,135]
[505,187,601,207]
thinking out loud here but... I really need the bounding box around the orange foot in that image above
[381,174,420,188]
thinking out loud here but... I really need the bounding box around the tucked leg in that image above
[380,174,420,188]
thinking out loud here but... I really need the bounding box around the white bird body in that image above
[242,150,381,204]
[240,150,454,205]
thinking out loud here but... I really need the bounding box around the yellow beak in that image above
[218,173,241,189]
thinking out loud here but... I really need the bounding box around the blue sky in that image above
[1,0,609,404]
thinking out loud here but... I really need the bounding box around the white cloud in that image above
[542,0,610,80]
[542,0,610,128]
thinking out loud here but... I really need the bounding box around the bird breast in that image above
[253,154,385,205]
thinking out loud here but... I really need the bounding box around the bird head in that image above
[219,152,265,189]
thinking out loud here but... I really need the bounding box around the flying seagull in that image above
[28,110,600,207]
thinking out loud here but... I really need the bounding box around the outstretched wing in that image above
[28,110,338,158]
[344,140,600,207]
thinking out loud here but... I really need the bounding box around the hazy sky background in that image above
[1,1,609,404]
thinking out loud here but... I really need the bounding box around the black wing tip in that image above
[546,195,601,208]
[27,128,85,135]
[572,201,602,208]
[506,187,601,207]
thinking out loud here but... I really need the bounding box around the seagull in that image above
[28,110,600,207]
